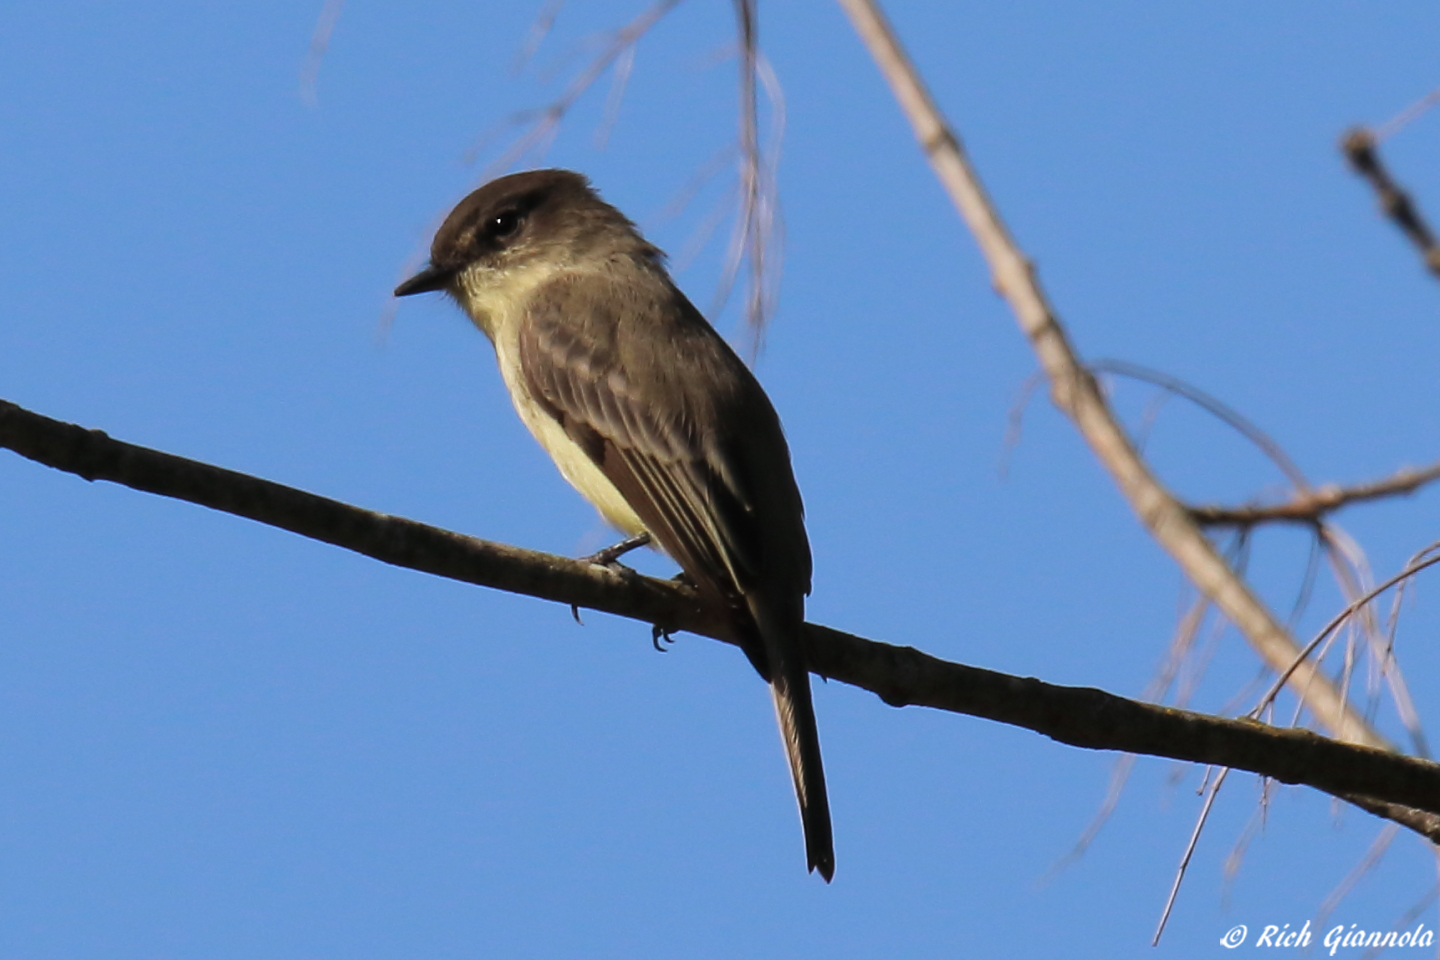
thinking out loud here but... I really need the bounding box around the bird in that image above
[393,169,834,880]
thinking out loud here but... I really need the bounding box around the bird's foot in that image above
[572,534,653,626]
[582,533,651,568]
[651,623,676,652]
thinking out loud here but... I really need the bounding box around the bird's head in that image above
[394,169,648,309]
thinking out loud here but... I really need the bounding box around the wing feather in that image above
[516,269,808,609]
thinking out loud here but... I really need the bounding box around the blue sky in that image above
[4,2,1440,957]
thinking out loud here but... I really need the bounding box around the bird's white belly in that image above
[459,267,647,538]
[495,335,648,537]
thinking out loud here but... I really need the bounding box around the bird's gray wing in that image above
[517,268,831,880]
[516,269,809,617]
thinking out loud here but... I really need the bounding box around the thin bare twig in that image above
[298,0,346,107]
[733,0,764,342]
[1288,535,1324,629]
[1090,359,1309,490]
[1175,594,1230,712]
[654,143,740,225]
[1154,767,1230,945]
[1342,127,1440,280]
[1316,824,1400,936]
[834,0,1388,749]
[1384,543,1440,758]
[1253,547,1440,721]
[1222,786,1272,906]
[472,0,684,180]
[1316,530,1379,728]
[673,178,742,275]
[1358,883,1440,960]
[5,397,1440,832]
[714,0,784,355]
[1318,526,1429,759]
[511,0,567,77]
[593,42,637,150]
[654,145,741,277]
[1374,88,1440,142]
[1157,595,1213,707]
[1045,594,1212,880]
[1191,461,1440,526]
[1041,753,1137,884]
[999,369,1046,480]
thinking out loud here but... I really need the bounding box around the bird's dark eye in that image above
[488,210,522,239]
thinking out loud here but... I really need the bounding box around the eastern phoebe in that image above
[394,169,833,881]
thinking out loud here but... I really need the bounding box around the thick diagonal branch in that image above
[3,398,1439,840]
[833,0,1388,751]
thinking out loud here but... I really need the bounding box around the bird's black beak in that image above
[394,263,455,297]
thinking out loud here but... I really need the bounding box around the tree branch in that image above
[833,0,1389,751]
[1342,127,1440,281]
[4,397,1440,840]
[1191,460,1440,527]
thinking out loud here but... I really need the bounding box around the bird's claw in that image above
[651,623,676,652]
[582,533,651,568]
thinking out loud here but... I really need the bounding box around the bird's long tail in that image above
[751,600,834,882]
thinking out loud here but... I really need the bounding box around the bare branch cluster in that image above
[468,0,685,178]
[833,0,1440,932]
[833,0,1401,752]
